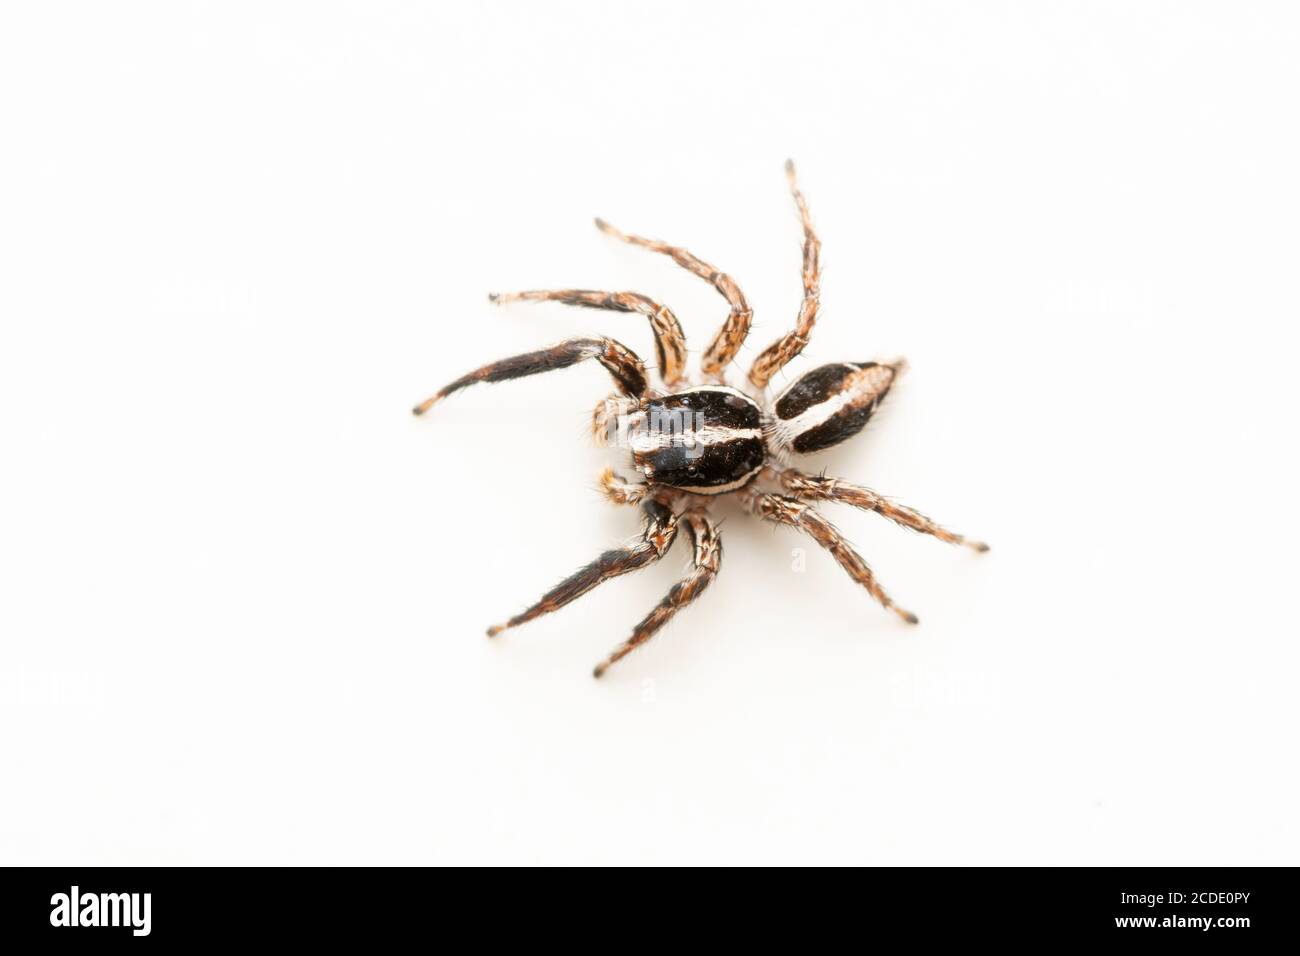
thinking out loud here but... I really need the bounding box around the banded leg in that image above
[749,160,822,390]
[412,336,646,415]
[765,466,990,552]
[490,289,687,386]
[593,511,722,678]
[486,501,678,637]
[599,467,650,506]
[595,218,752,380]
[740,489,917,624]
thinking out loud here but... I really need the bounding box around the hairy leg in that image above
[599,468,650,506]
[740,488,917,624]
[412,336,646,414]
[595,218,752,380]
[593,511,722,677]
[490,289,687,386]
[764,466,989,552]
[749,160,822,390]
[486,500,679,637]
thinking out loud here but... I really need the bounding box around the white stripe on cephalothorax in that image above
[671,384,759,403]
[627,424,764,453]
[663,461,766,495]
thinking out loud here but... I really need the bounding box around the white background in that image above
[2,2,1297,865]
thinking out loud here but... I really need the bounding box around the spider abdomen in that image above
[629,386,765,494]
[770,361,902,454]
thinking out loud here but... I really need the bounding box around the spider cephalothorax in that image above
[414,162,987,677]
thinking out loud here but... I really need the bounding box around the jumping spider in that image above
[414,161,987,678]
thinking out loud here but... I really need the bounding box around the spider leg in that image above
[594,218,752,380]
[764,466,990,552]
[486,500,678,637]
[599,467,650,506]
[412,336,646,414]
[748,160,821,390]
[740,489,917,624]
[593,511,721,678]
[490,289,687,387]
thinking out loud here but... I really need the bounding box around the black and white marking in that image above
[769,361,901,454]
[629,386,765,494]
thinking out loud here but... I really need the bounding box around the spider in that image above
[414,161,988,678]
